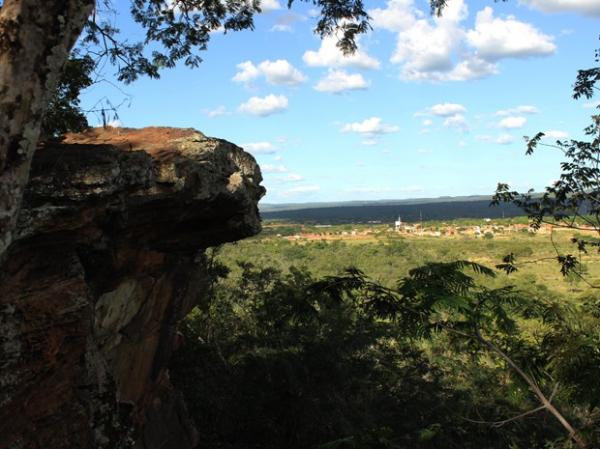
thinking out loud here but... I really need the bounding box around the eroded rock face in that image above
[0,127,264,449]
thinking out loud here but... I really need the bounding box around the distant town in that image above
[267,216,592,242]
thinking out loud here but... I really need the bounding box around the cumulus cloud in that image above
[341,117,400,135]
[498,116,527,129]
[419,103,469,130]
[444,114,469,131]
[233,60,306,86]
[369,0,555,82]
[390,0,472,80]
[243,141,277,154]
[314,69,369,93]
[232,61,261,83]
[427,102,466,116]
[238,94,288,116]
[520,0,600,16]
[369,0,416,32]
[303,35,380,70]
[466,7,555,60]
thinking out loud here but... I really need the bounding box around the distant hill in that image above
[259,195,493,213]
[260,196,524,223]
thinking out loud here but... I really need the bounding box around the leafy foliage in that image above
[79,0,370,84]
[170,257,600,448]
[492,114,600,283]
[41,55,95,140]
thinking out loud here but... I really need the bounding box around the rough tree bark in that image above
[0,0,95,261]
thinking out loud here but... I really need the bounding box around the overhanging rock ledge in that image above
[0,127,265,449]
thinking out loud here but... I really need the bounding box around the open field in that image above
[217,219,600,296]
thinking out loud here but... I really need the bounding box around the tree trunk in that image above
[0,0,95,260]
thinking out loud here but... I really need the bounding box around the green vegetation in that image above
[171,224,600,449]
[218,223,600,295]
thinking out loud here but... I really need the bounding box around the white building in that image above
[394,216,402,231]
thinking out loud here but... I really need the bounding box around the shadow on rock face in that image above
[0,127,265,449]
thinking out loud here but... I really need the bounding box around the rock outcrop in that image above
[0,127,264,449]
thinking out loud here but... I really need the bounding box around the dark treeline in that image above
[261,200,524,223]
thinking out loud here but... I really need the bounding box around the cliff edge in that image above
[0,127,264,449]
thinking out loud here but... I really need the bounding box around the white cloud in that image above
[205,105,228,118]
[466,7,556,60]
[496,105,539,116]
[270,12,306,33]
[369,0,416,32]
[420,103,468,130]
[342,117,400,135]
[314,70,369,93]
[496,134,515,145]
[232,61,261,83]
[390,0,469,78]
[282,184,320,196]
[243,141,277,154]
[303,35,380,70]
[444,114,469,131]
[271,24,292,32]
[233,60,306,86]
[259,0,282,12]
[544,130,570,139]
[262,164,288,173]
[259,60,307,86]
[427,102,466,117]
[370,0,555,82]
[520,0,600,16]
[516,105,540,114]
[379,0,497,81]
[432,57,498,82]
[498,116,527,129]
[238,95,288,116]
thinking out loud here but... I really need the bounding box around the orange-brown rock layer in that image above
[0,128,264,449]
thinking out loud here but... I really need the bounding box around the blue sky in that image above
[81,0,600,204]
